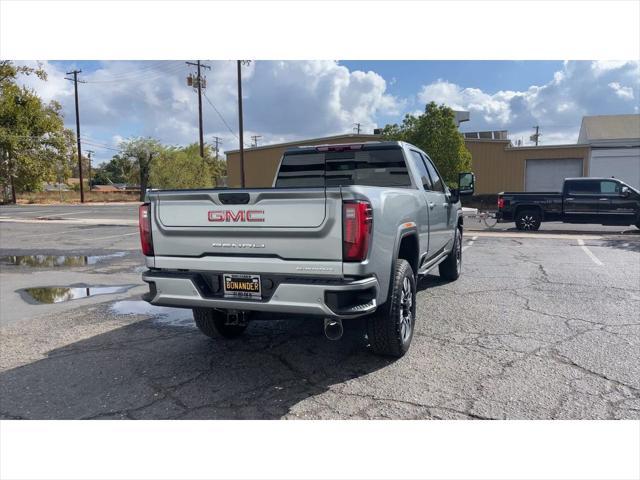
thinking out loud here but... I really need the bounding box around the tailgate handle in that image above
[219,192,250,204]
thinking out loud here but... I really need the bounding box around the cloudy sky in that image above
[16,60,640,166]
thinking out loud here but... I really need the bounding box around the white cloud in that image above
[417,61,640,145]
[16,60,401,164]
[608,81,635,100]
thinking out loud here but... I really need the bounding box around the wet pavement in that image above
[1,252,127,268]
[22,285,136,304]
[1,204,639,419]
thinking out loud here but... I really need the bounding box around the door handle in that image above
[566,197,574,201]
[599,198,608,201]
[428,202,435,209]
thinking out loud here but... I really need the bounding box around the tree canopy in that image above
[381,102,472,185]
[0,61,75,201]
[93,140,227,197]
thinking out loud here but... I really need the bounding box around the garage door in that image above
[525,158,583,192]
[589,148,640,190]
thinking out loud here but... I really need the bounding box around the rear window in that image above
[275,147,412,188]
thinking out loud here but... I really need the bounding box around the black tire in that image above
[515,209,541,231]
[439,226,462,281]
[192,308,249,339]
[367,259,416,358]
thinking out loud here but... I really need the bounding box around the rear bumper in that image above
[142,270,379,319]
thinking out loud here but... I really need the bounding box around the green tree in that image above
[92,153,136,185]
[119,137,162,200]
[146,143,226,190]
[381,102,472,185]
[0,61,74,202]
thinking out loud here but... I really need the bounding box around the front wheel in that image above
[367,259,416,358]
[192,308,250,339]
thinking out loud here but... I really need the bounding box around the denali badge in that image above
[208,210,265,222]
[212,242,266,249]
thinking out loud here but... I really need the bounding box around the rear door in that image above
[421,154,451,255]
[408,150,431,255]
[563,180,603,222]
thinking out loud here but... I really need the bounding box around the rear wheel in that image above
[439,226,462,281]
[192,308,249,339]
[515,209,541,231]
[367,259,416,358]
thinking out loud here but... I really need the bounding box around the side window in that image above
[600,181,621,194]
[567,180,599,195]
[423,156,444,192]
[410,150,432,190]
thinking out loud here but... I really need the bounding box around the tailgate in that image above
[149,188,343,261]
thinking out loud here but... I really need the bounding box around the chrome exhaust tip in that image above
[324,318,343,341]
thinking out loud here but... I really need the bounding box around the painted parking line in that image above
[462,235,478,252]
[0,217,137,226]
[472,231,604,240]
[35,210,95,218]
[577,238,604,266]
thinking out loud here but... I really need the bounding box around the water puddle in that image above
[22,285,136,304]
[1,252,127,268]
[110,300,194,328]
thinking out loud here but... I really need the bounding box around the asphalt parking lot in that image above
[0,204,639,419]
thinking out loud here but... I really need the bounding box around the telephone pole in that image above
[353,122,362,134]
[237,60,251,187]
[86,150,94,190]
[251,135,262,148]
[186,61,211,160]
[65,70,86,202]
[530,125,541,146]
[212,136,222,161]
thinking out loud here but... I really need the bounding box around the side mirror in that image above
[621,186,630,197]
[458,172,475,196]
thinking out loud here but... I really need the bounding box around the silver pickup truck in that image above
[139,141,474,357]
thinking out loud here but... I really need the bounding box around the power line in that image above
[83,61,185,84]
[353,122,362,134]
[202,91,250,148]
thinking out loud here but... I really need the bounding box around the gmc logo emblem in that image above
[208,210,265,222]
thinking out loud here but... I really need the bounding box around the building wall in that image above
[465,140,590,194]
[226,136,591,194]
[226,135,380,187]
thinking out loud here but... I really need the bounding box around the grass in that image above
[17,190,141,204]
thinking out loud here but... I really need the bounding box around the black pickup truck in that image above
[497,177,640,231]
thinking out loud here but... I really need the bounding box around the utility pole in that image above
[212,136,222,161]
[86,150,94,191]
[250,135,262,148]
[65,70,86,202]
[186,61,211,160]
[353,122,362,134]
[530,125,541,146]
[237,60,251,187]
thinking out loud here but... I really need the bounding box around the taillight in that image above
[343,201,372,262]
[497,196,505,210]
[139,203,154,256]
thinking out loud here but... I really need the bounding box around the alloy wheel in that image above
[399,276,413,342]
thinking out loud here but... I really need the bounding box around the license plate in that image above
[223,274,261,299]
